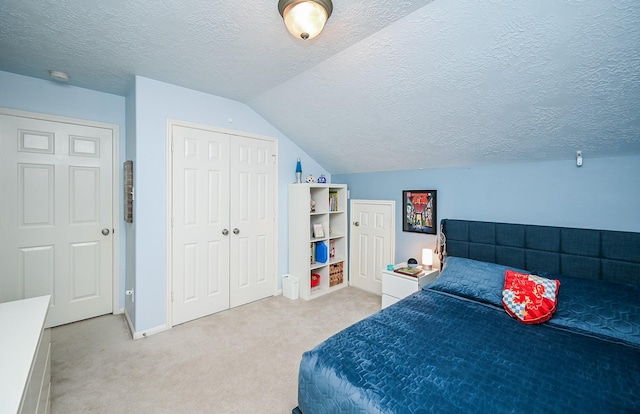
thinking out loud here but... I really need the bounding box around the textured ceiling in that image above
[1,0,639,174]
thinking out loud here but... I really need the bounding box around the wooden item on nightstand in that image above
[381,265,439,309]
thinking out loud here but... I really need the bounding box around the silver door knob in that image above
[222,229,229,236]
[354,222,360,227]
[102,228,110,235]
[233,228,240,235]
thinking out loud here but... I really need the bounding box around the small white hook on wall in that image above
[576,150,583,167]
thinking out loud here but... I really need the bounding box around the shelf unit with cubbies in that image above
[288,183,348,300]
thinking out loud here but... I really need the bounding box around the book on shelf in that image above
[329,191,338,212]
[329,239,336,258]
[394,266,424,277]
[310,242,315,264]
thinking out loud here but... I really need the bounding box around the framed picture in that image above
[402,190,437,234]
[313,223,325,238]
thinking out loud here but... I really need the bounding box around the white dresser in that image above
[382,266,439,309]
[0,295,51,414]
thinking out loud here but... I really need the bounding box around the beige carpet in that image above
[51,287,381,414]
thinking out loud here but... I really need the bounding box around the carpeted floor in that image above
[51,287,381,413]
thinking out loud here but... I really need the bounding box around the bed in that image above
[293,219,640,413]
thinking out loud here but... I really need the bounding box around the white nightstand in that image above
[381,265,439,309]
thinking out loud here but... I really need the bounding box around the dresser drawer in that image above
[382,294,400,309]
[382,272,419,299]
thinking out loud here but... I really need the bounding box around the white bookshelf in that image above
[288,183,348,300]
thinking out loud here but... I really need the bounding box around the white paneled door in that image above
[349,200,395,295]
[229,136,276,308]
[171,124,276,326]
[0,114,114,327]
[171,125,231,325]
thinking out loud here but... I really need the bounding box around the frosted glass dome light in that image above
[278,0,333,40]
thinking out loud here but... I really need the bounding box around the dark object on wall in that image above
[124,160,133,223]
[403,190,437,234]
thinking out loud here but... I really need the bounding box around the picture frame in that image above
[402,190,437,234]
[313,223,325,238]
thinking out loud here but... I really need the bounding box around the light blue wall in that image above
[335,155,640,265]
[124,85,137,325]
[0,70,128,309]
[9,70,636,334]
[133,76,328,332]
[0,71,329,333]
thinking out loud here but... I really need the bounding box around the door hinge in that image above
[272,154,276,164]
[171,291,174,302]
[171,140,175,152]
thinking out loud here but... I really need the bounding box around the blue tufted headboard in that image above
[440,219,640,287]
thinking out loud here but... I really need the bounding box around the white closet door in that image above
[229,136,276,308]
[0,114,114,327]
[171,125,230,326]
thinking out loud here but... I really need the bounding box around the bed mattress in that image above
[297,287,640,413]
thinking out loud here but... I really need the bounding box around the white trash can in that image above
[282,274,300,300]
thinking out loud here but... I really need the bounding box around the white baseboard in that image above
[132,323,168,340]
[123,309,167,339]
[123,309,135,339]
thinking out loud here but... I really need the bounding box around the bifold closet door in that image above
[171,125,230,326]
[171,124,276,326]
[229,136,276,308]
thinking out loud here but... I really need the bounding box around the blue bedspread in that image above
[297,288,640,413]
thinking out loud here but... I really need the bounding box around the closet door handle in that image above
[222,229,229,236]
[233,228,240,235]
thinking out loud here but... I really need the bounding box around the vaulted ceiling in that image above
[1,0,639,173]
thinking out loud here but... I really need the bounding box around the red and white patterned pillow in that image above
[502,270,560,324]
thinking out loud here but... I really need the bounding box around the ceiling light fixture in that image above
[278,0,333,40]
[49,70,69,82]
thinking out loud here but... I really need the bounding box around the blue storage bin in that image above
[315,241,328,263]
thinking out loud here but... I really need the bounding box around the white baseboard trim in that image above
[276,289,283,296]
[123,308,135,339]
[115,307,124,315]
[124,308,168,340]
[132,323,168,340]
